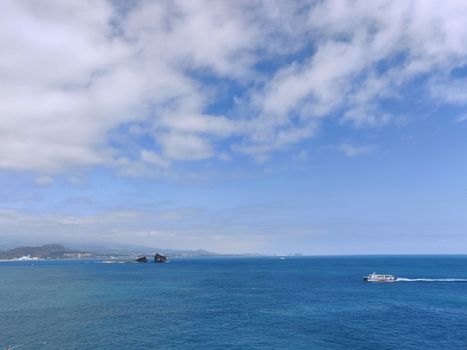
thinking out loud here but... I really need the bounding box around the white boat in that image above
[363,272,397,282]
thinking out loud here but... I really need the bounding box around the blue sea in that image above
[1,256,467,349]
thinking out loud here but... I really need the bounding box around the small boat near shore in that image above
[363,272,397,282]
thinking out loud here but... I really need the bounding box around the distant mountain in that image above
[67,242,221,257]
[0,243,223,260]
[0,244,92,260]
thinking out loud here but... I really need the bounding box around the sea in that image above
[1,256,467,349]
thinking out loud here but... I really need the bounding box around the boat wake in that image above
[396,278,467,282]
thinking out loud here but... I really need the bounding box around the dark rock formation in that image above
[154,253,167,263]
[136,256,148,263]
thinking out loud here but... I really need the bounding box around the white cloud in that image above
[1,1,467,173]
[430,78,467,105]
[253,0,467,132]
[140,150,170,168]
[339,143,375,157]
[455,113,467,123]
[159,132,213,160]
[0,208,266,253]
[35,175,54,186]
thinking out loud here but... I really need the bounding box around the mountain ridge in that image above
[0,243,222,260]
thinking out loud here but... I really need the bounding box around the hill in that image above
[0,243,222,260]
[0,244,91,260]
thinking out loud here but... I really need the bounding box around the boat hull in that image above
[363,277,396,282]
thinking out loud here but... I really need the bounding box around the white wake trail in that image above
[396,278,467,282]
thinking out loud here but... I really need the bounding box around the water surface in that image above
[1,256,467,349]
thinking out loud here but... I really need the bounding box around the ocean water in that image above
[1,256,467,349]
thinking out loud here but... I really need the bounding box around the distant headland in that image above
[0,243,225,262]
[0,244,91,261]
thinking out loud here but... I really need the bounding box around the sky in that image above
[1,0,467,254]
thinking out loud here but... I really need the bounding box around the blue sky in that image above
[1,0,467,254]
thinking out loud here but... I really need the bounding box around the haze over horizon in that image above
[2,1,467,255]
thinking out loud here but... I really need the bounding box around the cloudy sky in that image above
[1,0,467,254]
